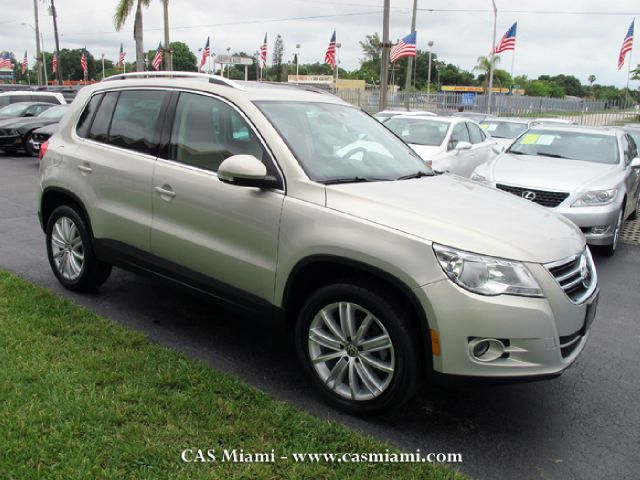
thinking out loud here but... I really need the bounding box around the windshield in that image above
[38,105,68,119]
[384,117,450,146]
[480,121,528,139]
[256,101,430,182]
[507,129,619,164]
[0,103,29,116]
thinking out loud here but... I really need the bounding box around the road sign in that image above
[213,55,253,65]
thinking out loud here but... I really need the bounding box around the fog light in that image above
[468,338,505,362]
[590,225,610,235]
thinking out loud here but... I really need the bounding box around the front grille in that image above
[545,249,597,304]
[497,184,569,207]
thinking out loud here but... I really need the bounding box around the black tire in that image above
[295,282,422,415]
[600,207,624,257]
[46,205,112,292]
[24,133,35,157]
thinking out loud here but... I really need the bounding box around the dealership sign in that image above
[287,75,333,85]
[214,55,253,66]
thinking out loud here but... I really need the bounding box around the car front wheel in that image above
[46,205,112,291]
[601,207,624,256]
[295,282,422,415]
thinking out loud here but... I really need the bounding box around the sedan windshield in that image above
[38,105,68,119]
[480,121,528,139]
[256,101,431,183]
[0,103,30,116]
[507,129,619,165]
[385,117,450,146]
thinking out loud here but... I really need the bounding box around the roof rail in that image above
[102,71,244,90]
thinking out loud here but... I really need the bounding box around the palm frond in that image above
[113,0,135,31]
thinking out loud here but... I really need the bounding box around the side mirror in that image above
[454,141,472,152]
[631,156,640,168]
[492,144,505,155]
[218,155,279,189]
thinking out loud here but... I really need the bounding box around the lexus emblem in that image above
[522,191,537,201]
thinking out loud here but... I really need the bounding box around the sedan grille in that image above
[496,184,569,207]
[545,249,597,304]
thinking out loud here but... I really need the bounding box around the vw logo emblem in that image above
[522,191,537,201]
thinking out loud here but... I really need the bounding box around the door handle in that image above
[154,185,176,198]
[77,164,92,174]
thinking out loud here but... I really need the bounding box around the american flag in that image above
[200,37,210,69]
[21,51,28,74]
[493,22,517,54]
[618,20,634,70]
[260,33,267,68]
[118,43,125,66]
[325,30,336,67]
[152,43,163,71]
[80,49,88,74]
[52,53,57,74]
[390,31,417,63]
[0,52,13,69]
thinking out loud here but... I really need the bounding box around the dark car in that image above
[0,102,55,121]
[0,104,68,155]
[28,123,58,156]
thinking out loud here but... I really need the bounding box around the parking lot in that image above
[1,153,639,479]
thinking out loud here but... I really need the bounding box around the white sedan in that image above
[384,115,497,177]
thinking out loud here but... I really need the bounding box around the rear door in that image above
[438,122,473,176]
[150,91,285,304]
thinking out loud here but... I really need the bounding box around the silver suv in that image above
[38,72,598,414]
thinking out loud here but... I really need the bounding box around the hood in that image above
[492,137,515,149]
[0,116,58,130]
[326,175,584,264]
[486,153,618,192]
[409,144,446,161]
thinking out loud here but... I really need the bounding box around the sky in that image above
[0,0,638,88]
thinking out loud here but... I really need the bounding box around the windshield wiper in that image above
[396,170,434,180]
[507,150,526,155]
[323,176,390,185]
[536,153,569,159]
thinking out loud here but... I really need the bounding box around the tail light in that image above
[39,140,49,161]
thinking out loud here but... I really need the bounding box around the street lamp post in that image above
[335,42,342,86]
[226,47,231,79]
[22,22,46,86]
[487,0,498,114]
[296,43,300,77]
[101,53,105,80]
[427,40,434,94]
[31,0,43,85]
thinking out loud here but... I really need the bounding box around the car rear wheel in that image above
[601,207,624,256]
[46,205,112,291]
[295,282,422,415]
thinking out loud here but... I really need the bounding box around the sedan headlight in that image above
[571,189,617,207]
[433,243,543,297]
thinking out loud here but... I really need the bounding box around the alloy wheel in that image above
[50,216,84,280]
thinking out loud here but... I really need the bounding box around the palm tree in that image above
[114,0,150,72]
[588,74,596,86]
[473,55,500,92]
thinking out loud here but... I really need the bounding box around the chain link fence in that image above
[337,88,640,126]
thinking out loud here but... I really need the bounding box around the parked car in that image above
[0,102,55,121]
[0,90,67,108]
[471,126,640,255]
[385,115,497,177]
[0,104,69,156]
[480,118,532,150]
[373,110,436,123]
[531,117,577,126]
[28,123,58,156]
[39,72,597,414]
[452,111,488,123]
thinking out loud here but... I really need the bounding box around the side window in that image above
[449,123,470,150]
[76,94,103,138]
[25,105,49,116]
[9,95,27,104]
[169,92,269,173]
[467,122,484,144]
[88,92,118,143]
[108,90,166,155]
[626,135,637,161]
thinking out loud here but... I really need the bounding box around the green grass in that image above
[0,271,465,480]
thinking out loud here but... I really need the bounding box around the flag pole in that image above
[625,48,632,108]
[510,48,516,92]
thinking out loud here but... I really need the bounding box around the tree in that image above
[359,33,382,63]
[57,48,96,81]
[525,80,550,97]
[473,55,501,91]
[114,0,150,72]
[550,74,583,97]
[271,35,284,81]
[169,41,196,71]
[588,74,596,86]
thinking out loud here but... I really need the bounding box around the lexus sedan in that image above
[385,115,496,177]
[472,126,640,255]
[480,118,533,150]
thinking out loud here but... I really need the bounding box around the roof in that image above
[531,124,619,136]
[482,117,531,124]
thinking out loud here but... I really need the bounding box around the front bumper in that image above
[0,135,22,149]
[415,261,597,378]
[555,203,620,245]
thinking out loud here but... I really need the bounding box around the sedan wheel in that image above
[601,208,624,256]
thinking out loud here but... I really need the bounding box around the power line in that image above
[418,8,640,16]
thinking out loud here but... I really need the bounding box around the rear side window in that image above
[76,94,103,138]
[467,122,485,144]
[108,90,166,155]
[88,92,118,143]
[9,95,30,104]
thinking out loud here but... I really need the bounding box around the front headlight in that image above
[470,173,489,185]
[571,189,617,207]
[7,129,19,136]
[433,243,543,297]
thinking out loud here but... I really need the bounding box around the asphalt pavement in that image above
[1,154,639,479]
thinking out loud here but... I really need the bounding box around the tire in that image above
[600,207,624,257]
[24,133,35,157]
[46,205,112,292]
[295,282,422,415]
